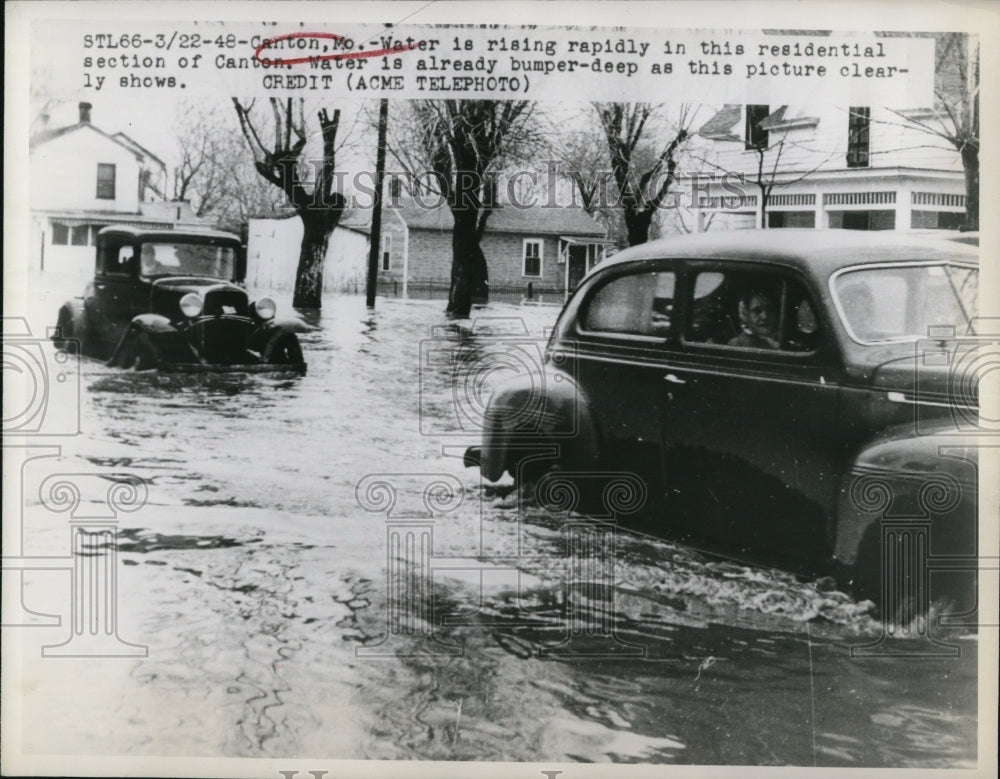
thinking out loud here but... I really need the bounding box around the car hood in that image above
[149,277,249,319]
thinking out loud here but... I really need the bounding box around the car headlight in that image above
[179,292,203,318]
[252,297,276,321]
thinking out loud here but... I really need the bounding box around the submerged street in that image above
[11,278,978,766]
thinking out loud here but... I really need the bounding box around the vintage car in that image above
[465,230,980,617]
[54,226,307,372]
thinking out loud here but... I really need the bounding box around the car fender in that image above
[247,317,309,353]
[270,315,312,334]
[107,315,184,368]
[832,422,979,572]
[129,313,178,335]
[480,367,600,482]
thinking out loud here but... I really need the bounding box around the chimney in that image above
[79,102,92,123]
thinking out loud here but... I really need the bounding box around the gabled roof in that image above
[29,121,160,163]
[111,132,166,167]
[390,197,606,237]
[758,106,820,131]
[698,105,820,141]
[696,105,742,141]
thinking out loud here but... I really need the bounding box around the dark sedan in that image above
[465,230,980,619]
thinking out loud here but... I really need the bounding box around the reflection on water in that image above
[19,283,978,765]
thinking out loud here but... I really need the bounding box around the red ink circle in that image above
[253,31,418,66]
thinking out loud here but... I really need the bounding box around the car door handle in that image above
[94,283,106,291]
[663,373,688,384]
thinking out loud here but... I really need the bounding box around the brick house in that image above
[377,198,610,300]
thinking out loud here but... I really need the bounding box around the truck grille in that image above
[188,318,254,364]
[203,288,249,317]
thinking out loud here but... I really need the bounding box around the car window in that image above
[140,241,236,279]
[833,264,977,343]
[99,245,134,277]
[686,270,820,352]
[582,271,675,338]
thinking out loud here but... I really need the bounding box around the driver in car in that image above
[729,288,781,349]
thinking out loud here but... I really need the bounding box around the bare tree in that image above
[386,99,539,317]
[173,102,235,219]
[691,118,835,230]
[232,98,348,309]
[879,33,979,230]
[567,103,693,247]
[745,131,833,229]
[173,109,282,232]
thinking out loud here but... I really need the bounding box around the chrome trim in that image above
[885,390,976,411]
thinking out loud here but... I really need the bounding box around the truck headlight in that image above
[252,297,276,321]
[179,293,203,318]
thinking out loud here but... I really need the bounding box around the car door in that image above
[88,241,139,351]
[566,262,679,492]
[657,262,845,564]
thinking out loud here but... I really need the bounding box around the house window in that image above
[51,223,69,245]
[847,107,871,168]
[96,163,116,199]
[71,226,89,246]
[381,234,392,271]
[745,105,770,150]
[522,239,543,277]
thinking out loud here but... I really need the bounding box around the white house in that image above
[246,213,370,294]
[29,102,205,274]
[678,101,967,233]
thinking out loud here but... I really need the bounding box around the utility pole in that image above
[366,97,389,308]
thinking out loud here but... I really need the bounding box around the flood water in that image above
[10,276,979,767]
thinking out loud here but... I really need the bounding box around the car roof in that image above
[97,225,241,243]
[598,229,979,280]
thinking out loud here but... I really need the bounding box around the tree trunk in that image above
[960,145,979,231]
[758,185,769,229]
[447,209,489,317]
[624,207,654,247]
[293,210,336,309]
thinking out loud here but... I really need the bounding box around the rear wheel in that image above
[53,305,85,352]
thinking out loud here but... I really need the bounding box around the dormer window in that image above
[745,105,770,150]
[847,107,871,168]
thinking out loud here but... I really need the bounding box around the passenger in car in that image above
[728,289,781,349]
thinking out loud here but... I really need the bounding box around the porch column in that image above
[896,187,913,230]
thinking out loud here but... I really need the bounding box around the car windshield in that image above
[833,263,978,343]
[139,241,237,279]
